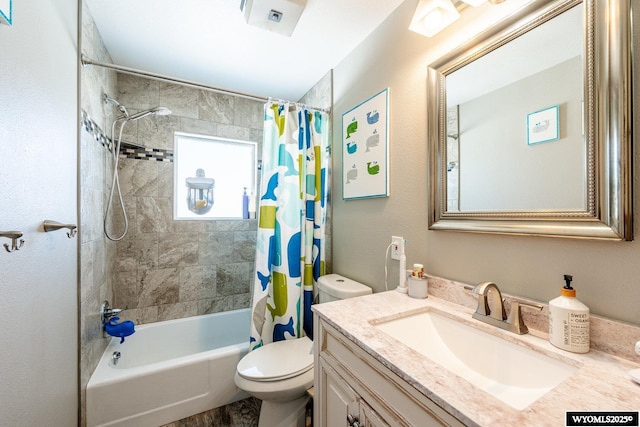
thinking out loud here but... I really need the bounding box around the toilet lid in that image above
[237,336,313,382]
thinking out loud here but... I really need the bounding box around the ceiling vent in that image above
[240,0,308,37]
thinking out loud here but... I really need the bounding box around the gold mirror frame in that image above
[427,0,632,240]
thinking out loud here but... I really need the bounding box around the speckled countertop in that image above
[313,282,640,426]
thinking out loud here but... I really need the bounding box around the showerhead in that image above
[103,93,171,121]
[127,106,172,121]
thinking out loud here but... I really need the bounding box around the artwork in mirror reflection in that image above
[445,4,584,212]
[174,132,258,220]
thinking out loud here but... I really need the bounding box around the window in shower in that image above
[174,132,258,220]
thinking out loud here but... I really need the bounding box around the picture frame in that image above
[0,0,12,26]
[342,88,389,200]
[527,105,559,145]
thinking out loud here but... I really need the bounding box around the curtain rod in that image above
[268,97,331,114]
[81,54,268,102]
[81,54,331,113]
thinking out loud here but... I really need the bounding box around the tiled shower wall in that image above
[111,71,334,323]
[111,73,264,324]
[81,2,333,424]
[79,1,118,425]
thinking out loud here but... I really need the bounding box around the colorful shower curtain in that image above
[249,101,329,351]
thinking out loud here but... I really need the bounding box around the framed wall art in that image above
[342,88,389,200]
[527,105,559,145]
[0,0,12,26]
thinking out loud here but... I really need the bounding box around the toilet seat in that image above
[237,336,313,382]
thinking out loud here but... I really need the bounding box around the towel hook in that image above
[43,220,77,238]
[0,231,25,253]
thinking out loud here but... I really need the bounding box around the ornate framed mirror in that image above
[427,0,632,240]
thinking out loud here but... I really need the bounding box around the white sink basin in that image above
[373,309,577,410]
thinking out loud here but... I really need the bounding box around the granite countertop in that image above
[313,290,640,427]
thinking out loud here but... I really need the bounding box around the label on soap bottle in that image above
[549,304,590,353]
[569,312,590,347]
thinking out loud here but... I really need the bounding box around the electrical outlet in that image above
[391,236,404,260]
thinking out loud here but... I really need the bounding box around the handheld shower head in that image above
[127,106,172,121]
[103,92,171,122]
[103,96,172,241]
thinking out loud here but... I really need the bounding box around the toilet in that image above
[235,273,371,427]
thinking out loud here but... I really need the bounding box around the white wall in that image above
[459,57,584,211]
[0,1,78,425]
[332,0,640,326]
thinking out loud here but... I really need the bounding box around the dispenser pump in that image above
[561,274,576,297]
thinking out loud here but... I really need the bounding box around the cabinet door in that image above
[319,361,360,427]
[360,400,391,427]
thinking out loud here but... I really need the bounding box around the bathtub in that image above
[86,308,251,427]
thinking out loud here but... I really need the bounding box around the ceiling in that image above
[447,3,582,106]
[84,0,406,101]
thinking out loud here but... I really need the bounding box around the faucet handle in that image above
[506,300,543,335]
[100,300,126,325]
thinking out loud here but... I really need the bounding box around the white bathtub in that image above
[87,309,251,427]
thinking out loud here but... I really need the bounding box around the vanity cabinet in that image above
[314,316,465,427]
[319,360,390,427]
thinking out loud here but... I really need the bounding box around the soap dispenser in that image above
[548,275,590,353]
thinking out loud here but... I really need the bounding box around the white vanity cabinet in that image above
[314,316,465,427]
[319,360,390,427]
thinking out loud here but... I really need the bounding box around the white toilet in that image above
[235,273,371,427]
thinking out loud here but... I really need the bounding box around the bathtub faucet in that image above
[101,300,124,324]
[105,317,136,344]
[101,300,135,343]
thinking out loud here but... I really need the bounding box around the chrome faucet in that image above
[471,282,542,335]
[101,301,124,323]
[472,281,507,322]
[101,300,126,338]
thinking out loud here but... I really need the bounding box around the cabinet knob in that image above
[347,414,361,427]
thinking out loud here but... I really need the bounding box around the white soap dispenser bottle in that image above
[548,275,590,353]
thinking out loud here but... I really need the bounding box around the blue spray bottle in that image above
[242,187,249,219]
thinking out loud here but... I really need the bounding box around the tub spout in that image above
[101,300,125,324]
[101,301,133,342]
[105,317,135,344]
[105,307,124,319]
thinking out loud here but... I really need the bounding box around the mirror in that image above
[427,0,632,240]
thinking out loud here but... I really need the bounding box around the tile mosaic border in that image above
[81,109,174,163]
[81,109,112,152]
[121,143,174,162]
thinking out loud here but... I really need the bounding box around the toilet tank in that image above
[317,274,372,303]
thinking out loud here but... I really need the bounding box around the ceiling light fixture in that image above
[409,0,460,38]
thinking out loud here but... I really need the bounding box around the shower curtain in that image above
[249,101,329,351]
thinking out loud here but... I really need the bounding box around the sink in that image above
[373,309,577,410]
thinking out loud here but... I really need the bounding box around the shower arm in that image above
[103,93,130,118]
